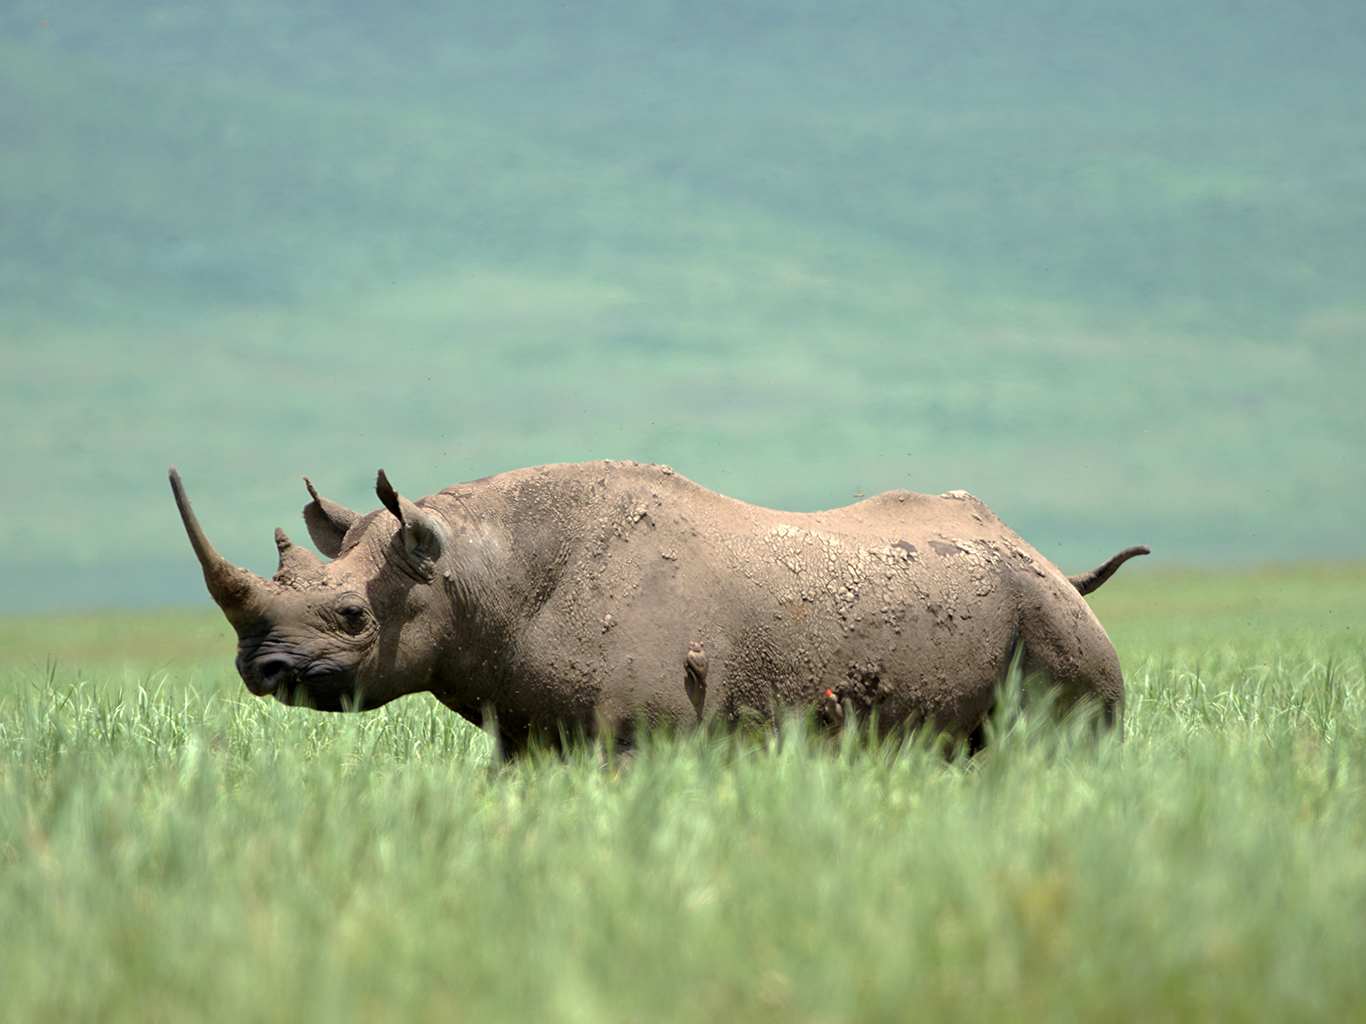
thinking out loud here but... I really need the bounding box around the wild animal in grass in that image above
[170,461,1147,757]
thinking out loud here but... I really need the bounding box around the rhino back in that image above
[435,463,1056,735]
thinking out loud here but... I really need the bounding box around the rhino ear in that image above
[302,478,359,558]
[376,469,446,576]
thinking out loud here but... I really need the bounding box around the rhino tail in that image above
[1068,545,1150,596]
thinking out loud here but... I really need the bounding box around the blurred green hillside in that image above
[1,1,1363,611]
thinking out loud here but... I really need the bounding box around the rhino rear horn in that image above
[168,468,271,630]
[376,469,446,576]
[302,477,359,558]
[274,527,325,583]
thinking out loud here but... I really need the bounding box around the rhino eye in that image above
[335,602,371,634]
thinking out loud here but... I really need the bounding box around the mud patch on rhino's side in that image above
[925,598,959,630]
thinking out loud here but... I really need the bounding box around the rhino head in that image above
[169,467,454,711]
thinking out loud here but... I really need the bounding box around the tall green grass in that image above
[3,566,1365,1022]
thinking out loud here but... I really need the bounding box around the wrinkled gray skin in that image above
[170,461,1148,756]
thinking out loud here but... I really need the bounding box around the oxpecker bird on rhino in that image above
[170,460,1147,757]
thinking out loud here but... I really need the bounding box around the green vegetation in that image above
[3,565,1364,1021]
[6,8,1360,1013]
[2,2,1365,612]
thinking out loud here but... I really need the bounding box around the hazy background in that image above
[2,1,1363,613]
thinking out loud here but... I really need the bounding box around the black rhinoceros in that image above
[170,461,1146,755]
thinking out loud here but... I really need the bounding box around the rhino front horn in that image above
[169,467,270,630]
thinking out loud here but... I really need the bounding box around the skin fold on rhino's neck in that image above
[434,490,577,611]
[420,496,572,705]
[420,499,554,682]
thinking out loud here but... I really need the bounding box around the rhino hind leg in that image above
[1017,597,1126,736]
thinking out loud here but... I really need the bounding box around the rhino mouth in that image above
[272,679,362,713]
[236,646,362,711]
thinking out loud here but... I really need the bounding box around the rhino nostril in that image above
[254,658,295,695]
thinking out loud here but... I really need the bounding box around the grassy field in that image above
[2,564,1364,1022]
